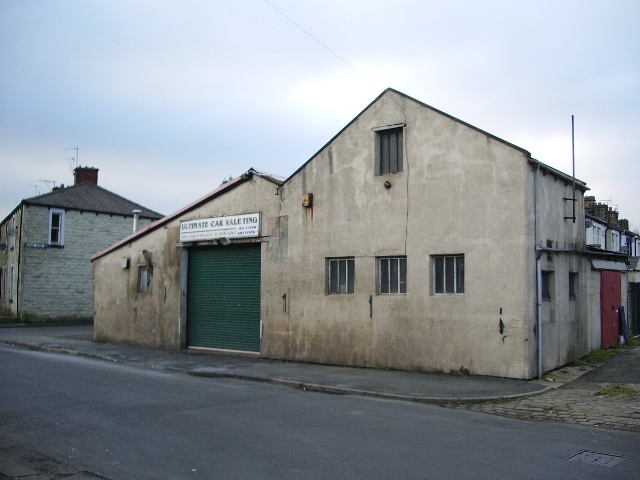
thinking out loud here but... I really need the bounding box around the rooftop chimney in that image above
[132,209,142,233]
[74,166,99,185]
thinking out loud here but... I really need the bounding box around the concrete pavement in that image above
[0,324,560,404]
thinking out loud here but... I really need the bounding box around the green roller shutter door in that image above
[187,244,261,352]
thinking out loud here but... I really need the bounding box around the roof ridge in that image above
[24,182,163,218]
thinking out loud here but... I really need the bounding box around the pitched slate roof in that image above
[22,182,163,219]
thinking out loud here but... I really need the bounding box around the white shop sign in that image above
[180,213,260,242]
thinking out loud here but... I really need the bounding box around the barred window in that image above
[378,128,403,175]
[378,257,407,294]
[433,255,464,294]
[327,258,355,294]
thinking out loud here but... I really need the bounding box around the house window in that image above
[9,264,15,303]
[611,231,620,252]
[137,265,153,293]
[49,209,65,245]
[0,267,3,301]
[378,257,406,294]
[593,226,602,246]
[377,128,403,175]
[9,214,16,249]
[541,271,553,300]
[569,272,577,300]
[433,255,464,294]
[327,258,355,294]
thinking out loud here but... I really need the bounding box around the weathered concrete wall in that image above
[93,176,281,349]
[93,220,181,347]
[532,166,597,373]
[263,90,536,378]
[6,205,154,320]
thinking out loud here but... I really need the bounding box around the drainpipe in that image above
[533,162,543,379]
[16,204,24,319]
[536,253,543,379]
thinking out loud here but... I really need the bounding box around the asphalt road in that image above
[1,344,638,480]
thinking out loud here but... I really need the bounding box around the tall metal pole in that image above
[571,116,576,223]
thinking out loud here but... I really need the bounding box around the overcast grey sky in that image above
[1,0,638,226]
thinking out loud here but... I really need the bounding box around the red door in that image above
[600,271,622,348]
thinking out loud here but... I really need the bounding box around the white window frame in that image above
[433,255,465,295]
[49,208,65,245]
[327,258,355,295]
[611,231,620,252]
[378,257,407,294]
[594,226,602,247]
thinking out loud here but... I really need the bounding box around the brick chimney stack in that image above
[584,196,596,216]
[74,167,99,185]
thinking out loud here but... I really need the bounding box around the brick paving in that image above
[457,372,640,432]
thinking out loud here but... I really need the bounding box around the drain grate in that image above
[566,450,627,467]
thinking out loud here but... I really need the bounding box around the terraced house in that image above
[0,167,162,321]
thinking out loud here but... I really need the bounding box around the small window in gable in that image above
[374,124,404,175]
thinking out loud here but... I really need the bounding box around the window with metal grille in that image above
[433,255,464,294]
[378,128,403,175]
[327,258,355,294]
[378,257,406,294]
